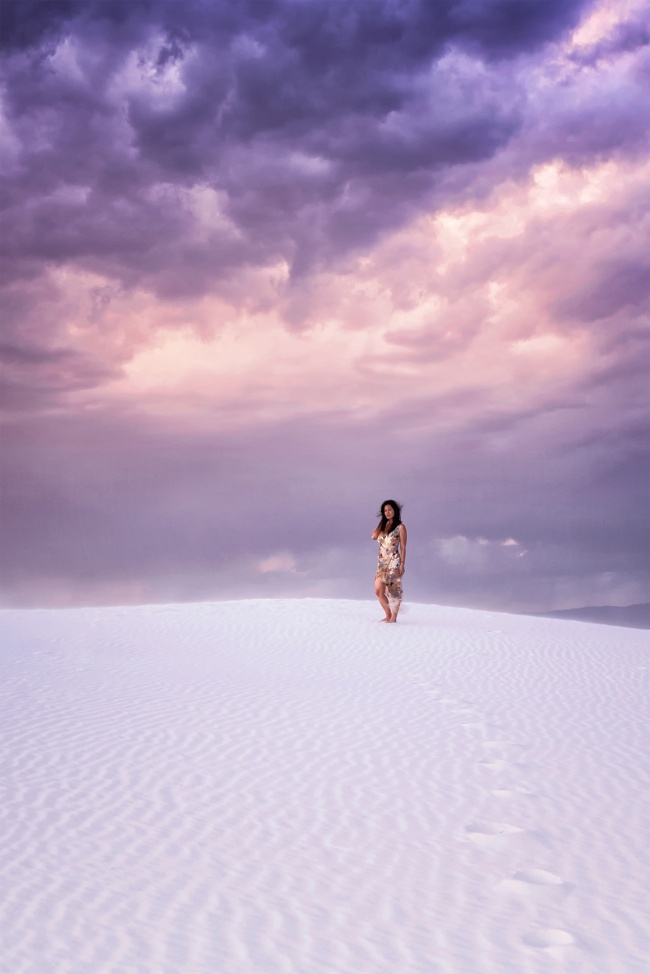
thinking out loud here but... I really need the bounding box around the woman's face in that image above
[384,504,395,520]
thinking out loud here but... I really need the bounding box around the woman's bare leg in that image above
[387,576,403,622]
[374,577,391,621]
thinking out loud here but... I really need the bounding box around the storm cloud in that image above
[1,0,648,610]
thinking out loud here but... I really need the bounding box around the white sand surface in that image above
[0,598,648,974]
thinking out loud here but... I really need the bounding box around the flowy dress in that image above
[375,527,403,610]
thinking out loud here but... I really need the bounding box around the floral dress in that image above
[375,526,403,608]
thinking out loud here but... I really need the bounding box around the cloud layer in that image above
[1,0,648,609]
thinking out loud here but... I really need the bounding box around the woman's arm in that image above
[399,523,407,573]
[371,520,383,540]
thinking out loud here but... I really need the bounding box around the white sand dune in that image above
[0,598,648,974]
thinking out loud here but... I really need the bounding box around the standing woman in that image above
[372,500,407,622]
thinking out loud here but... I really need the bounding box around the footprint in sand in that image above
[462,821,526,850]
[460,720,484,730]
[479,742,509,766]
[491,786,534,798]
[496,869,565,896]
[480,740,521,750]
[462,719,507,736]
[522,928,576,961]
[478,758,509,771]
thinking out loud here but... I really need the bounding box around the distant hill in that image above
[531,603,650,630]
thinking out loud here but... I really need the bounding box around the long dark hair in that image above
[377,499,402,534]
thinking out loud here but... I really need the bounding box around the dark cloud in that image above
[0,0,163,54]
[0,341,119,411]
[446,0,592,57]
[556,258,650,322]
[0,0,85,53]
[1,0,590,301]
[0,0,593,59]
[0,342,71,365]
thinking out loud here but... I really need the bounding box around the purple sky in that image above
[1,0,649,611]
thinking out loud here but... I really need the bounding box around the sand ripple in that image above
[0,599,648,973]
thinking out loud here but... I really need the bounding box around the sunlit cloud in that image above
[257,553,299,575]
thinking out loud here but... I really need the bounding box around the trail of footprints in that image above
[412,677,578,965]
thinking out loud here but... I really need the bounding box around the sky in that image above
[1,0,649,612]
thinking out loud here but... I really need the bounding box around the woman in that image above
[371,500,407,623]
